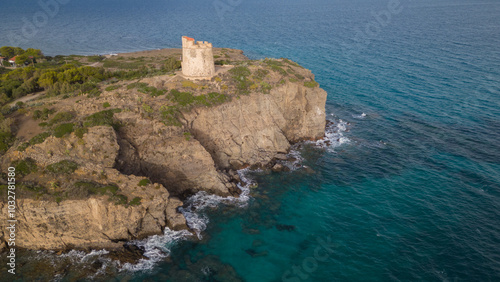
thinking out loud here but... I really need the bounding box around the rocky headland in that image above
[0,49,327,258]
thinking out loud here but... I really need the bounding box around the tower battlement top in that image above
[181,36,215,78]
[182,36,213,49]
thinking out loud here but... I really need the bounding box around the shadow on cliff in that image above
[114,132,204,200]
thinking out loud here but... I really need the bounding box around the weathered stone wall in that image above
[181,36,216,78]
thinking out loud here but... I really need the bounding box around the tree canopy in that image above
[0,46,43,59]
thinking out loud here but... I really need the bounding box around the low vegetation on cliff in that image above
[0,46,183,109]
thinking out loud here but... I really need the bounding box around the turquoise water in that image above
[2,0,500,281]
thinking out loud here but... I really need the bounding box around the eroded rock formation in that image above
[0,56,327,252]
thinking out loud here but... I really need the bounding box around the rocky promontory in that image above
[0,49,326,255]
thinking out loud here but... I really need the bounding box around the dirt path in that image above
[9,92,44,107]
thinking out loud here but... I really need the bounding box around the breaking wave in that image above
[119,169,254,272]
[353,112,367,119]
[311,117,351,152]
[119,228,192,273]
[179,169,253,238]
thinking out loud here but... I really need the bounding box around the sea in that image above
[1,0,500,281]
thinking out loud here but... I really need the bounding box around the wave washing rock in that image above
[0,56,326,254]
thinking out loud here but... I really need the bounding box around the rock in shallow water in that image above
[276,224,296,232]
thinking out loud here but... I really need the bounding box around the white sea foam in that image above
[30,248,112,281]
[119,169,254,272]
[353,112,367,119]
[119,228,192,273]
[179,169,253,238]
[33,249,110,267]
[312,118,350,152]
[279,148,305,171]
[59,249,110,262]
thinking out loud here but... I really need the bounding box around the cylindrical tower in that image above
[182,36,216,78]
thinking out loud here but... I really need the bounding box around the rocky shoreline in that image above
[0,49,327,262]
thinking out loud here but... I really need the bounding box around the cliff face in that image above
[0,186,185,250]
[114,113,235,198]
[184,81,326,169]
[0,57,327,252]
[0,126,187,251]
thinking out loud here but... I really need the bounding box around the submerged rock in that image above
[245,248,269,258]
[276,224,296,232]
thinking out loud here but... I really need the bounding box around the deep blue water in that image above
[2,0,500,281]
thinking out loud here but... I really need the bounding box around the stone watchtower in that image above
[181,36,216,78]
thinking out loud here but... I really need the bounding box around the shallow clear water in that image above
[1,0,500,281]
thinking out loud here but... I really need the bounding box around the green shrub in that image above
[183,132,191,141]
[129,197,142,206]
[193,92,230,107]
[105,85,120,92]
[28,132,52,146]
[87,55,105,62]
[102,102,111,108]
[74,127,88,138]
[53,122,74,138]
[304,81,319,88]
[163,57,181,72]
[112,194,128,205]
[127,82,147,90]
[20,182,46,193]
[48,111,74,126]
[264,59,287,75]
[169,89,194,106]
[76,181,119,195]
[32,108,55,120]
[282,58,303,68]
[295,73,305,80]
[181,80,201,89]
[46,160,79,174]
[261,82,272,94]
[0,132,14,154]
[160,105,182,126]
[264,59,284,67]
[142,103,154,113]
[13,158,38,177]
[128,82,166,96]
[86,88,101,98]
[79,81,98,93]
[271,65,287,75]
[137,84,166,97]
[215,60,230,66]
[83,109,121,128]
[138,179,151,186]
[253,69,269,80]
[17,142,29,152]
[229,66,251,78]
[229,66,252,94]
[103,60,145,69]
